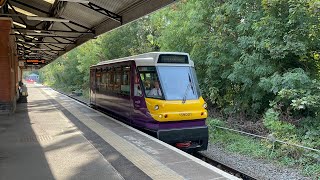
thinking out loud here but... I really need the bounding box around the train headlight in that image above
[203,103,207,109]
[154,105,159,110]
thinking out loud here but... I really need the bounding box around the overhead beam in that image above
[11,33,92,40]
[80,2,122,23]
[16,41,74,45]
[10,0,50,15]
[68,21,92,31]
[51,36,76,43]
[45,43,65,50]
[42,44,63,51]
[17,44,65,52]
[12,28,95,34]
[8,0,177,67]
[95,0,176,36]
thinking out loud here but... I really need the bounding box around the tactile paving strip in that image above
[19,135,53,143]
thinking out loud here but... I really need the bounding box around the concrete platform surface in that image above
[0,84,239,180]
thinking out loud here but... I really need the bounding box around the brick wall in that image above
[0,18,16,114]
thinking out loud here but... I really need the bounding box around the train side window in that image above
[109,69,114,91]
[121,65,130,95]
[114,67,121,93]
[134,68,142,96]
[106,71,111,90]
[96,73,101,92]
[101,72,107,92]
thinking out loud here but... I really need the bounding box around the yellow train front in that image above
[90,52,208,151]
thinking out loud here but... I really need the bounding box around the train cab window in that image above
[138,66,164,99]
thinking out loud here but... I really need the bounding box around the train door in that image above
[130,63,150,128]
[90,69,96,105]
[95,69,102,106]
[117,63,132,119]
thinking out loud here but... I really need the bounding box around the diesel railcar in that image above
[90,52,208,151]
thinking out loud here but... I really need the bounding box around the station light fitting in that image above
[26,32,56,36]
[27,16,70,22]
[42,0,55,4]
[13,21,26,28]
[30,48,47,51]
[26,42,36,46]
[8,5,37,16]
[59,0,90,4]
[25,35,38,41]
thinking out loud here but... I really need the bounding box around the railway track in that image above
[51,87,257,180]
[194,152,257,180]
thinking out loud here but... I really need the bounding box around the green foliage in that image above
[303,163,320,177]
[263,108,296,137]
[149,0,320,117]
[260,68,320,121]
[207,118,226,127]
[100,17,159,60]
[76,39,103,89]
[298,117,320,149]
[40,50,83,92]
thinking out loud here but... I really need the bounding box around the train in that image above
[90,52,208,151]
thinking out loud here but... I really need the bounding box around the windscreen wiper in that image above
[182,73,194,104]
[189,73,195,95]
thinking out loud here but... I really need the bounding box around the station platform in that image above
[0,84,238,180]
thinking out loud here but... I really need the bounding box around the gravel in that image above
[201,143,312,180]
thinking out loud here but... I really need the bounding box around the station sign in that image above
[26,59,46,65]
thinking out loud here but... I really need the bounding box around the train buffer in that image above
[0,83,240,180]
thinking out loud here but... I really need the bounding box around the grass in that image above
[210,129,269,158]
[207,118,320,179]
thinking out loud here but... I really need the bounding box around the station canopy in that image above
[0,0,175,68]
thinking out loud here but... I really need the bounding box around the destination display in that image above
[26,59,46,65]
[158,54,189,64]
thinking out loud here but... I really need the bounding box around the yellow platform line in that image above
[45,90,184,180]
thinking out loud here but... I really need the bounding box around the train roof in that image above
[91,52,194,68]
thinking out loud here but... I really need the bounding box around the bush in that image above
[260,69,320,120]
[263,108,296,137]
